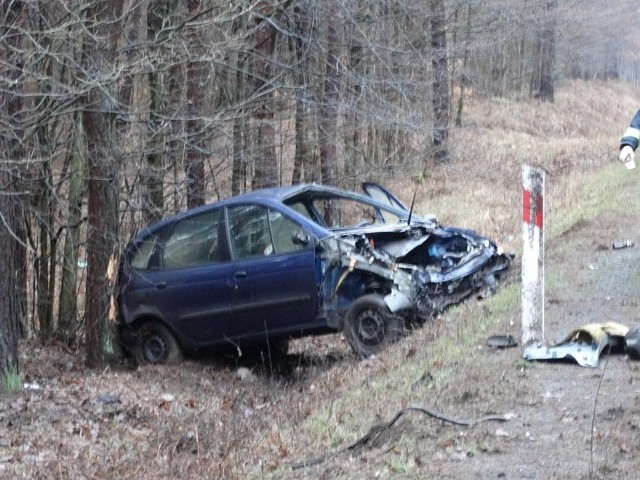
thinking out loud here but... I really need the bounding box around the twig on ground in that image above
[289,403,513,470]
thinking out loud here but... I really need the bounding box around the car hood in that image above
[329,222,495,260]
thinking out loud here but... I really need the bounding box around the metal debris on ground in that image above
[612,240,635,249]
[486,334,518,349]
[523,322,629,368]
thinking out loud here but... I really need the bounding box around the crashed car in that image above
[116,182,511,363]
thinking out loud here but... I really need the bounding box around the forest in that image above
[0,0,639,383]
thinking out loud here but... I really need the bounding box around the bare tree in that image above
[82,0,125,367]
[429,0,450,165]
[533,0,557,101]
[250,1,280,189]
[318,0,340,187]
[58,115,86,342]
[184,0,208,207]
[0,0,26,391]
[0,167,21,392]
[291,2,316,185]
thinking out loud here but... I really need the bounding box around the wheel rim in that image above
[143,333,167,364]
[355,307,386,346]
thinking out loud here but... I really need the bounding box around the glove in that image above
[620,145,635,164]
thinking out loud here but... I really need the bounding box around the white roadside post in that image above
[522,165,545,345]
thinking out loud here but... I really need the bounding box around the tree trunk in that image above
[292,91,307,185]
[537,1,556,102]
[0,0,25,391]
[184,65,207,208]
[251,1,278,190]
[232,115,246,196]
[0,167,21,393]
[455,5,472,126]
[58,114,86,343]
[144,70,165,224]
[429,0,450,166]
[34,160,55,342]
[291,6,312,185]
[82,0,124,368]
[232,49,247,196]
[319,0,340,187]
[185,1,207,208]
[127,1,164,225]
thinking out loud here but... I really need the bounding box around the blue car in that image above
[116,183,511,364]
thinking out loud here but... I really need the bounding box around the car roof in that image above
[127,182,431,244]
[217,183,346,203]
[172,183,367,213]
[130,184,338,237]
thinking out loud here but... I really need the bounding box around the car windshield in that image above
[284,191,405,229]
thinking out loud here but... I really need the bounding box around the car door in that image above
[122,208,237,347]
[225,203,319,341]
[361,182,409,212]
[361,182,437,226]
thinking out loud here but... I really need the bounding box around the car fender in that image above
[384,288,413,313]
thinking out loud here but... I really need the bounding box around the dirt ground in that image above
[2,197,640,479]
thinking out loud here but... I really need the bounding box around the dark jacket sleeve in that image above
[621,109,640,151]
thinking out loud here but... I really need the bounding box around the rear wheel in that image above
[344,294,405,358]
[135,322,183,365]
[268,338,290,357]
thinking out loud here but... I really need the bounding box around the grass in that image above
[1,365,22,394]
[549,164,640,238]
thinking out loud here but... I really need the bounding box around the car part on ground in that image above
[523,322,628,368]
[116,182,512,364]
[486,334,517,349]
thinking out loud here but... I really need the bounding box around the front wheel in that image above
[344,294,405,358]
[134,322,183,365]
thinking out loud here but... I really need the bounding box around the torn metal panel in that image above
[524,322,629,368]
[524,336,608,368]
[318,225,511,328]
[318,234,416,329]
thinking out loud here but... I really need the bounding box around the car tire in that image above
[269,338,290,357]
[344,294,405,358]
[625,325,640,360]
[135,322,183,365]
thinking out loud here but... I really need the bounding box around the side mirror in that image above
[292,230,310,246]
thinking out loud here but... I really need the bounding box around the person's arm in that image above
[619,110,640,165]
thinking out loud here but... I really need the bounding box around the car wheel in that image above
[625,325,640,360]
[135,322,183,365]
[344,294,405,358]
[269,338,290,357]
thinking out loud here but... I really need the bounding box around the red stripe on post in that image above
[523,188,543,228]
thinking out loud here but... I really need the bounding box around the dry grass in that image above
[3,79,640,479]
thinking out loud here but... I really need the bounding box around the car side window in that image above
[311,198,381,228]
[162,209,221,269]
[228,205,274,259]
[130,235,159,269]
[227,205,308,259]
[268,210,306,254]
